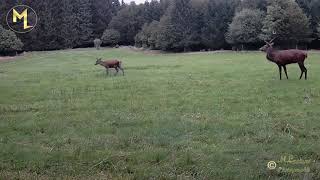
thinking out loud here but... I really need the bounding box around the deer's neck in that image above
[266,47,276,63]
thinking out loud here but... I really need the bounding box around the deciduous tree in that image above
[226,9,264,49]
[0,25,23,55]
[101,29,121,46]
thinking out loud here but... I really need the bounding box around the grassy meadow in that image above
[1,48,320,179]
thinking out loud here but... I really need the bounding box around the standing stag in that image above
[260,38,308,80]
[95,58,124,76]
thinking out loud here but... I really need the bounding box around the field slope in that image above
[1,48,320,179]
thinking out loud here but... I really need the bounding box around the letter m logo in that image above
[13,8,33,30]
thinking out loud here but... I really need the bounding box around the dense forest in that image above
[1,0,320,54]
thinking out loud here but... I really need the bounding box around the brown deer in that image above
[95,58,124,76]
[259,38,308,80]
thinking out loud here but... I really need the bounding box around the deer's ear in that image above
[270,42,274,46]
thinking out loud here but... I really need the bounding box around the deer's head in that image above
[259,38,275,52]
[95,58,102,65]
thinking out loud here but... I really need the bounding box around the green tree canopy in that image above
[135,20,161,49]
[91,0,120,38]
[201,0,240,50]
[108,3,148,44]
[155,15,182,51]
[226,9,264,45]
[101,29,121,46]
[0,25,23,55]
[293,0,320,37]
[153,0,203,51]
[1,0,320,52]
[260,0,311,44]
[135,22,159,48]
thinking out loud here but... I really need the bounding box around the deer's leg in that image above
[115,67,119,76]
[299,68,303,80]
[119,66,125,76]
[302,63,307,80]
[298,62,307,80]
[283,65,288,79]
[278,65,282,80]
[106,68,109,76]
[305,67,308,80]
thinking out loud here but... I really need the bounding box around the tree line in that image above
[0,0,320,55]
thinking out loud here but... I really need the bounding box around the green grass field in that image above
[1,48,320,179]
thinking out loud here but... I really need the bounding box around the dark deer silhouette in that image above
[260,39,308,80]
[95,58,124,76]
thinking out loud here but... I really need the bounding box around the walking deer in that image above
[95,58,124,76]
[259,38,308,80]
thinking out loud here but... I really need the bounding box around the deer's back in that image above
[102,60,121,68]
[274,50,307,64]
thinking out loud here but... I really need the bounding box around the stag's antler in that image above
[269,37,276,43]
[269,30,278,43]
